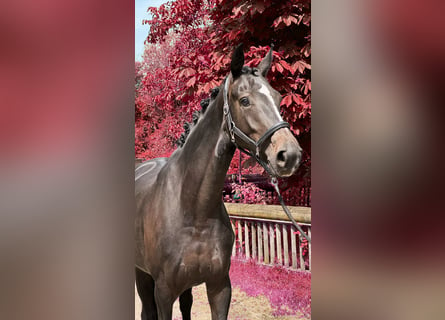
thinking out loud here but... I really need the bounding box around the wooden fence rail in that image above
[225,203,311,271]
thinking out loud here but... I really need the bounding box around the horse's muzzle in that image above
[266,129,302,177]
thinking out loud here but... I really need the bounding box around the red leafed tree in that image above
[136,0,311,203]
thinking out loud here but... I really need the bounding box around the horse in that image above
[135,44,302,320]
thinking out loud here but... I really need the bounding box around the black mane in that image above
[176,86,220,148]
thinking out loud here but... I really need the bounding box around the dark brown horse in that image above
[135,44,302,320]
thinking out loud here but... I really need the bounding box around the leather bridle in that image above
[223,77,311,243]
[223,77,289,177]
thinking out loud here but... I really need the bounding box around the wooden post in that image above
[237,220,243,256]
[263,223,269,264]
[269,223,275,264]
[283,224,289,267]
[299,230,305,270]
[251,222,257,259]
[244,221,250,259]
[257,222,263,264]
[231,220,236,257]
[238,150,242,184]
[291,225,297,269]
[276,223,282,265]
[308,227,311,271]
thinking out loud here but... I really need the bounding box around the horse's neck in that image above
[175,92,235,214]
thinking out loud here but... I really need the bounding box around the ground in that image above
[135,283,309,320]
[135,260,311,319]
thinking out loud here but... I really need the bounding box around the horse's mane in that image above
[176,86,220,148]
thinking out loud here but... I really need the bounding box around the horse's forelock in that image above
[240,66,259,76]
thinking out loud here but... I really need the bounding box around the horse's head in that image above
[224,44,302,177]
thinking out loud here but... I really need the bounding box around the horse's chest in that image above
[177,230,232,281]
[183,245,223,275]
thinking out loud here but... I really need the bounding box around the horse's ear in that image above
[258,46,273,77]
[231,43,244,79]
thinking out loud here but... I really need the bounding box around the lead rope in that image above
[270,177,311,243]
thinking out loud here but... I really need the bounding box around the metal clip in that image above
[223,104,229,115]
[271,177,278,188]
[230,122,235,143]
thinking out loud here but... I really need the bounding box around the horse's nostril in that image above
[276,148,299,171]
[277,150,286,164]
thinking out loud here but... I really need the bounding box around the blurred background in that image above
[0,1,134,319]
[313,0,445,319]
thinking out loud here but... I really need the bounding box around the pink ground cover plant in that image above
[229,259,311,318]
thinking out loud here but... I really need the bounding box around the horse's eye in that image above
[239,97,250,107]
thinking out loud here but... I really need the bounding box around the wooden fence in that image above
[225,203,311,271]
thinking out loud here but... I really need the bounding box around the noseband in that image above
[222,77,311,243]
[223,77,290,176]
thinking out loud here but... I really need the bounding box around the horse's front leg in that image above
[135,268,158,320]
[206,275,232,320]
[154,279,175,320]
[179,288,193,320]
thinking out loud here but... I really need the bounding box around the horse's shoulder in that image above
[135,157,168,193]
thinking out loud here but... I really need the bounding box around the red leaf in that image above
[280,60,293,73]
[186,76,196,87]
[293,60,311,73]
[303,80,311,94]
[181,67,195,77]
[303,13,311,26]
[283,16,291,26]
[272,16,282,28]
[281,95,292,107]
[292,93,303,104]
[301,44,311,57]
